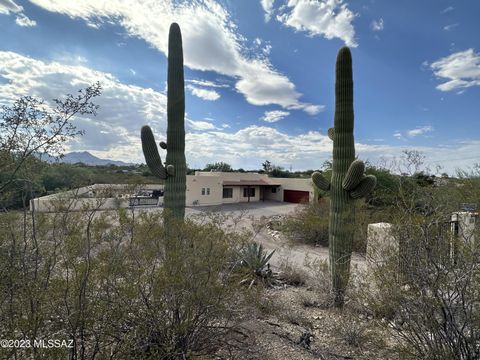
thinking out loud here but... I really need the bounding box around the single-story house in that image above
[30,171,314,212]
[186,171,313,206]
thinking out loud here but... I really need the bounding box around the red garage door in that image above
[284,190,309,203]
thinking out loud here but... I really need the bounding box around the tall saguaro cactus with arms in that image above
[141,23,186,219]
[312,47,376,308]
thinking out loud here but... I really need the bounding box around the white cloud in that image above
[186,84,220,101]
[0,0,37,26]
[442,6,454,14]
[187,120,217,131]
[2,50,476,174]
[0,51,168,162]
[186,79,229,88]
[393,132,403,140]
[443,23,458,31]
[29,0,321,114]
[15,13,36,26]
[261,110,290,123]
[407,126,434,137]
[430,49,480,92]
[0,0,22,14]
[276,0,357,47]
[260,0,275,21]
[370,18,384,31]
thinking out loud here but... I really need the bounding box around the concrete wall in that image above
[30,184,164,212]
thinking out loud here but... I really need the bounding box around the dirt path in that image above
[252,227,366,271]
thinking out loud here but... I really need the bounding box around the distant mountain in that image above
[42,151,133,166]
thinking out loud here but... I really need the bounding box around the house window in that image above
[202,188,210,196]
[271,187,277,193]
[223,188,233,198]
[206,188,210,195]
[243,187,255,198]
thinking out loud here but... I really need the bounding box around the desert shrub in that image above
[0,206,248,359]
[282,200,329,246]
[304,257,335,308]
[282,199,383,253]
[361,217,480,360]
[334,315,369,348]
[277,257,308,287]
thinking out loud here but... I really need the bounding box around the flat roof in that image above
[222,180,281,186]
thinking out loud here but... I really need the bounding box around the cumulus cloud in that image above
[0,0,22,14]
[0,51,167,161]
[261,110,290,123]
[370,18,384,31]
[276,0,357,47]
[186,125,333,169]
[187,120,217,131]
[0,0,37,26]
[407,126,434,137]
[430,49,480,92]
[186,85,220,101]
[260,0,275,21]
[2,50,476,174]
[15,13,36,26]
[29,0,321,113]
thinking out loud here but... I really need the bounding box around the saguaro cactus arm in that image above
[312,172,331,191]
[141,125,171,180]
[312,159,375,199]
[350,175,376,199]
[328,127,335,141]
[342,159,365,191]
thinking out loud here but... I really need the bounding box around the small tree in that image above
[204,162,233,172]
[0,83,101,198]
[261,160,272,174]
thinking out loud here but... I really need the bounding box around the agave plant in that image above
[239,242,276,288]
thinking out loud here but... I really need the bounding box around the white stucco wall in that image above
[186,175,222,206]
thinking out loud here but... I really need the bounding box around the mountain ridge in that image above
[42,151,134,166]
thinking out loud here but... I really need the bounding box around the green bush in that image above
[0,206,248,359]
[359,216,480,360]
[282,200,329,246]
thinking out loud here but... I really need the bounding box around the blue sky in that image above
[1,0,479,174]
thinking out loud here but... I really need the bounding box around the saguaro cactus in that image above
[141,23,186,219]
[312,47,376,307]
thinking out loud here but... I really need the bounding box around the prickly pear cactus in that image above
[312,47,376,307]
[141,23,186,219]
